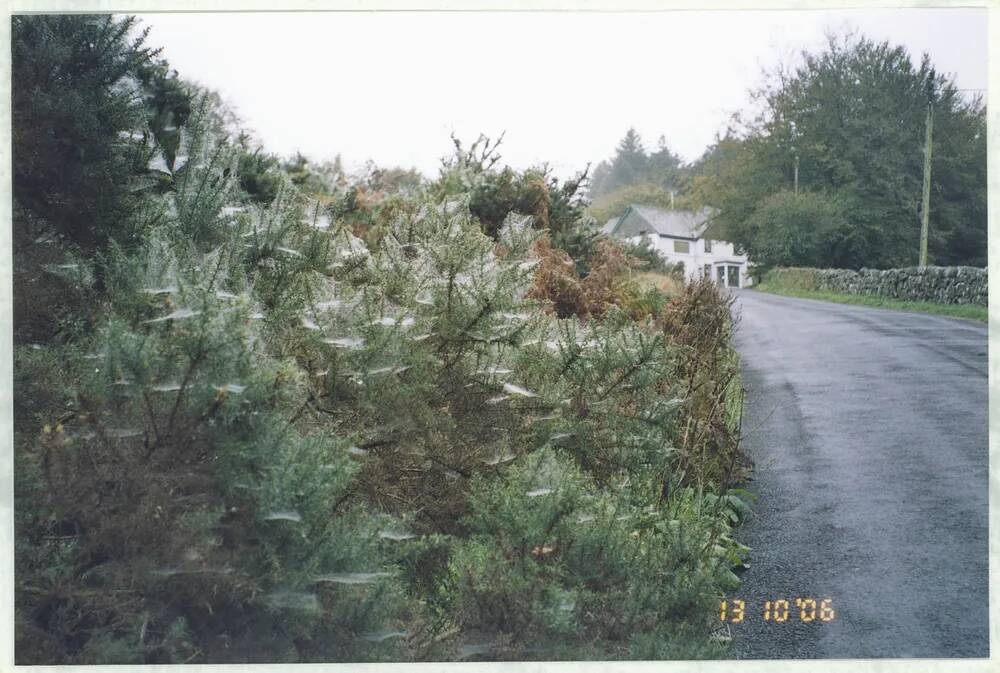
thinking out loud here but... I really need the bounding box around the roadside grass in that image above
[752,283,987,323]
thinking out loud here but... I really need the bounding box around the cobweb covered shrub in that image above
[302,202,682,515]
[17,108,413,665]
[19,158,747,660]
[290,202,745,659]
[15,18,749,662]
[443,449,732,660]
[297,204,547,526]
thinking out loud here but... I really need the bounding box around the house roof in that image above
[610,204,715,240]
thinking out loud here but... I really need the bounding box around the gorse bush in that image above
[12,15,160,251]
[18,106,412,664]
[435,133,593,249]
[14,14,749,664]
[445,449,733,660]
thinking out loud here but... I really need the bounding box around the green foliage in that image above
[613,275,674,319]
[590,131,684,200]
[140,59,194,176]
[435,134,591,249]
[618,234,679,275]
[744,190,847,270]
[237,142,284,205]
[550,216,602,276]
[755,267,820,291]
[12,14,162,250]
[282,152,348,196]
[368,165,424,195]
[471,167,550,239]
[657,279,747,489]
[592,127,648,196]
[14,15,751,664]
[15,109,412,664]
[690,32,986,268]
[443,450,740,660]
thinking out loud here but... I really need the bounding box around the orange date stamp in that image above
[719,598,836,624]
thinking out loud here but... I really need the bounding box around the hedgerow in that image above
[13,14,750,664]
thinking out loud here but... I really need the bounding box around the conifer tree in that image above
[13,15,164,251]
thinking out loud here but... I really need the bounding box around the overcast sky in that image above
[134,8,986,179]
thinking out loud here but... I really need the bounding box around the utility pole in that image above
[919,82,935,267]
[790,119,799,196]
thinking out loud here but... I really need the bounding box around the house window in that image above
[716,266,726,286]
[673,240,690,254]
[727,265,741,288]
[704,264,711,278]
[704,239,713,253]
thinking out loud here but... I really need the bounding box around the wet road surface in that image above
[729,290,988,659]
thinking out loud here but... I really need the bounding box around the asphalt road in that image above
[729,290,989,659]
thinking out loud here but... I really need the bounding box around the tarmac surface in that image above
[728,290,989,659]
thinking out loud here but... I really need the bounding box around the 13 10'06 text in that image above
[719,598,836,624]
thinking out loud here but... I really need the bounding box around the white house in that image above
[602,204,753,288]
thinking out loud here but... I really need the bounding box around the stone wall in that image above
[764,266,987,305]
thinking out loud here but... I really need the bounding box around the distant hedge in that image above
[761,266,987,306]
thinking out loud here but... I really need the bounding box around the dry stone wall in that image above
[766,266,987,305]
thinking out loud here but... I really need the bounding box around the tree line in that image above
[587,33,987,271]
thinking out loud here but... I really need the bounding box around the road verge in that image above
[751,284,986,322]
